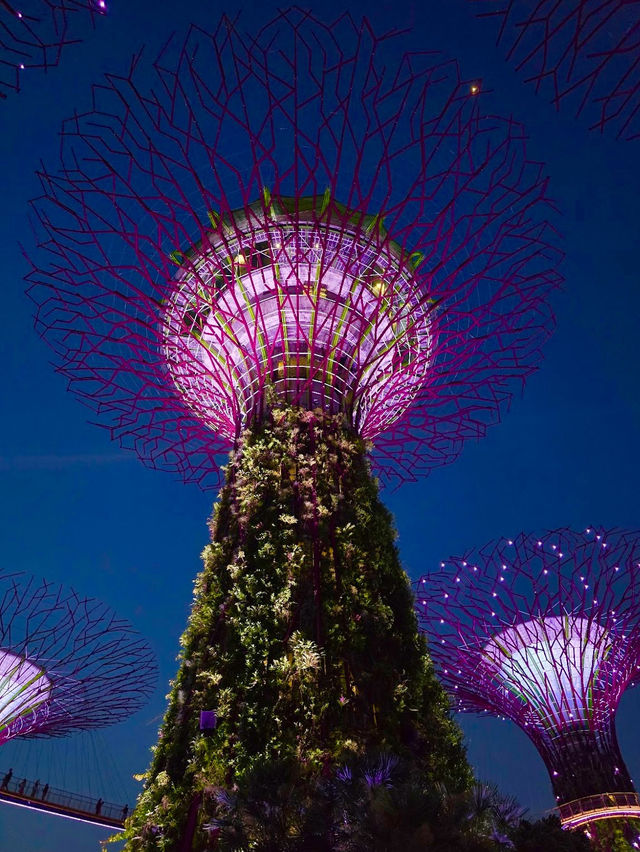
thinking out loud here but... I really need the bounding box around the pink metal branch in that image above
[0,574,157,743]
[0,0,106,96]
[470,0,640,140]
[416,526,640,821]
[26,10,560,488]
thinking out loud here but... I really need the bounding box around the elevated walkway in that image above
[0,769,127,830]
[559,791,640,829]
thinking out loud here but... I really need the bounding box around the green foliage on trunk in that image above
[121,406,471,849]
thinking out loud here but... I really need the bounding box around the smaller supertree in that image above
[0,574,156,742]
[1,0,106,97]
[415,527,640,837]
[469,0,640,141]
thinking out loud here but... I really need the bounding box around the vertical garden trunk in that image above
[123,406,470,850]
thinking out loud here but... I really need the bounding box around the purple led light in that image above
[0,652,51,732]
[0,575,156,744]
[1,0,105,96]
[161,202,434,441]
[27,10,560,488]
[416,527,640,819]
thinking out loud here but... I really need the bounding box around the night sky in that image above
[1,1,639,850]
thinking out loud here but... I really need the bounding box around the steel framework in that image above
[1,0,106,96]
[26,9,560,487]
[0,574,156,743]
[415,526,640,829]
[470,0,640,140]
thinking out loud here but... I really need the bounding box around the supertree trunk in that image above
[124,405,470,849]
[535,724,633,804]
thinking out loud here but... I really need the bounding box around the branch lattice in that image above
[0,574,157,743]
[27,9,560,488]
[470,0,640,140]
[1,0,106,96]
[416,527,640,804]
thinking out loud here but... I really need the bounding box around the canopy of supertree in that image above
[26,9,560,488]
[469,0,640,141]
[0,0,106,97]
[415,526,640,830]
[0,574,157,743]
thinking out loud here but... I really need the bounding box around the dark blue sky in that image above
[1,1,639,849]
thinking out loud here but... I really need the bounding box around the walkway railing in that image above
[559,791,640,829]
[0,769,128,830]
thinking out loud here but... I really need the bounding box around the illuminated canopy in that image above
[482,616,609,731]
[0,651,51,733]
[0,575,157,744]
[416,527,640,826]
[27,9,560,487]
[162,198,433,439]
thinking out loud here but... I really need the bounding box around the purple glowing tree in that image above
[470,0,640,140]
[415,526,640,833]
[24,12,562,844]
[26,9,560,488]
[0,574,156,744]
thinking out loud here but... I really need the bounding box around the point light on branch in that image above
[416,526,640,832]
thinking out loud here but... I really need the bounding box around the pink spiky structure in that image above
[0,574,156,743]
[1,0,106,97]
[470,0,640,140]
[26,9,560,488]
[415,527,640,830]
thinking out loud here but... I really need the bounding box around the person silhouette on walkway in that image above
[121,804,129,819]
[31,780,40,798]
[17,779,26,796]
[95,798,103,815]
[41,783,49,801]
[1,769,12,789]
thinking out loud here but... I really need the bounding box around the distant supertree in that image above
[1,0,106,97]
[416,527,640,837]
[0,574,156,743]
[25,10,560,847]
[470,0,640,140]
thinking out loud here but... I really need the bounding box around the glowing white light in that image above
[0,651,51,734]
[482,616,610,730]
[162,204,433,440]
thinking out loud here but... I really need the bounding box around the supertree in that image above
[415,526,640,844]
[25,10,560,848]
[469,0,640,141]
[0,573,156,743]
[1,0,106,97]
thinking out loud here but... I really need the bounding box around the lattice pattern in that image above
[161,199,434,441]
[471,0,640,140]
[27,10,560,488]
[0,575,157,743]
[416,527,640,807]
[0,0,105,96]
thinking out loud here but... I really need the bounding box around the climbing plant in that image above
[121,406,470,849]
